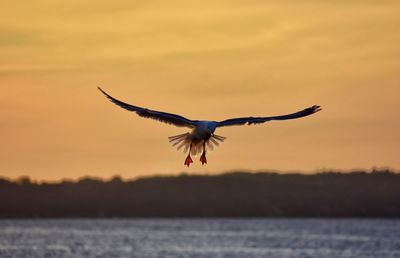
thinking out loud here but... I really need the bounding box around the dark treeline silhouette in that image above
[0,170,399,218]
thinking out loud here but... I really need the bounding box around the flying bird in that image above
[98,87,321,167]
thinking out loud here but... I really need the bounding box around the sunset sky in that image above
[1,1,399,181]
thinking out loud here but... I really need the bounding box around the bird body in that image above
[192,121,214,139]
[98,87,321,166]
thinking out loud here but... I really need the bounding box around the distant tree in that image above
[0,170,399,218]
[109,175,124,183]
[17,176,31,186]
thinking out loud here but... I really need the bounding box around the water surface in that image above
[0,219,399,258]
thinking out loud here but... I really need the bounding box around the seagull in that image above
[98,87,321,167]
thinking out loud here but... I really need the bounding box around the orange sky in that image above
[1,1,400,180]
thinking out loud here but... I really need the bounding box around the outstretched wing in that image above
[98,87,197,128]
[216,105,321,127]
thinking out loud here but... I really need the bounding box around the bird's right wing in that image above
[216,105,321,127]
[98,87,197,128]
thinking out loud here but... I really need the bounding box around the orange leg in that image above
[184,143,193,167]
[200,141,207,165]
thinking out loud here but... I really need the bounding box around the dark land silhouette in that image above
[0,170,399,218]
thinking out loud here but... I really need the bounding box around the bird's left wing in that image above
[216,105,321,127]
[98,87,197,128]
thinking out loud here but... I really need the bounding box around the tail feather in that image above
[168,133,188,142]
[213,134,226,142]
[169,133,191,152]
[209,137,220,146]
[206,141,214,151]
[172,137,185,147]
[168,133,226,154]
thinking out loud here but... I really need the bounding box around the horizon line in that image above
[1,167,397,184]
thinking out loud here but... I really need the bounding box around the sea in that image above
[0,219,399,258]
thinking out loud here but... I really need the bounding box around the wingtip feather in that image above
[97,86,106,95]
[312,105,322,113]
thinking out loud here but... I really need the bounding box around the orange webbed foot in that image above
[184,154,193,167]
[200,151,207,165]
